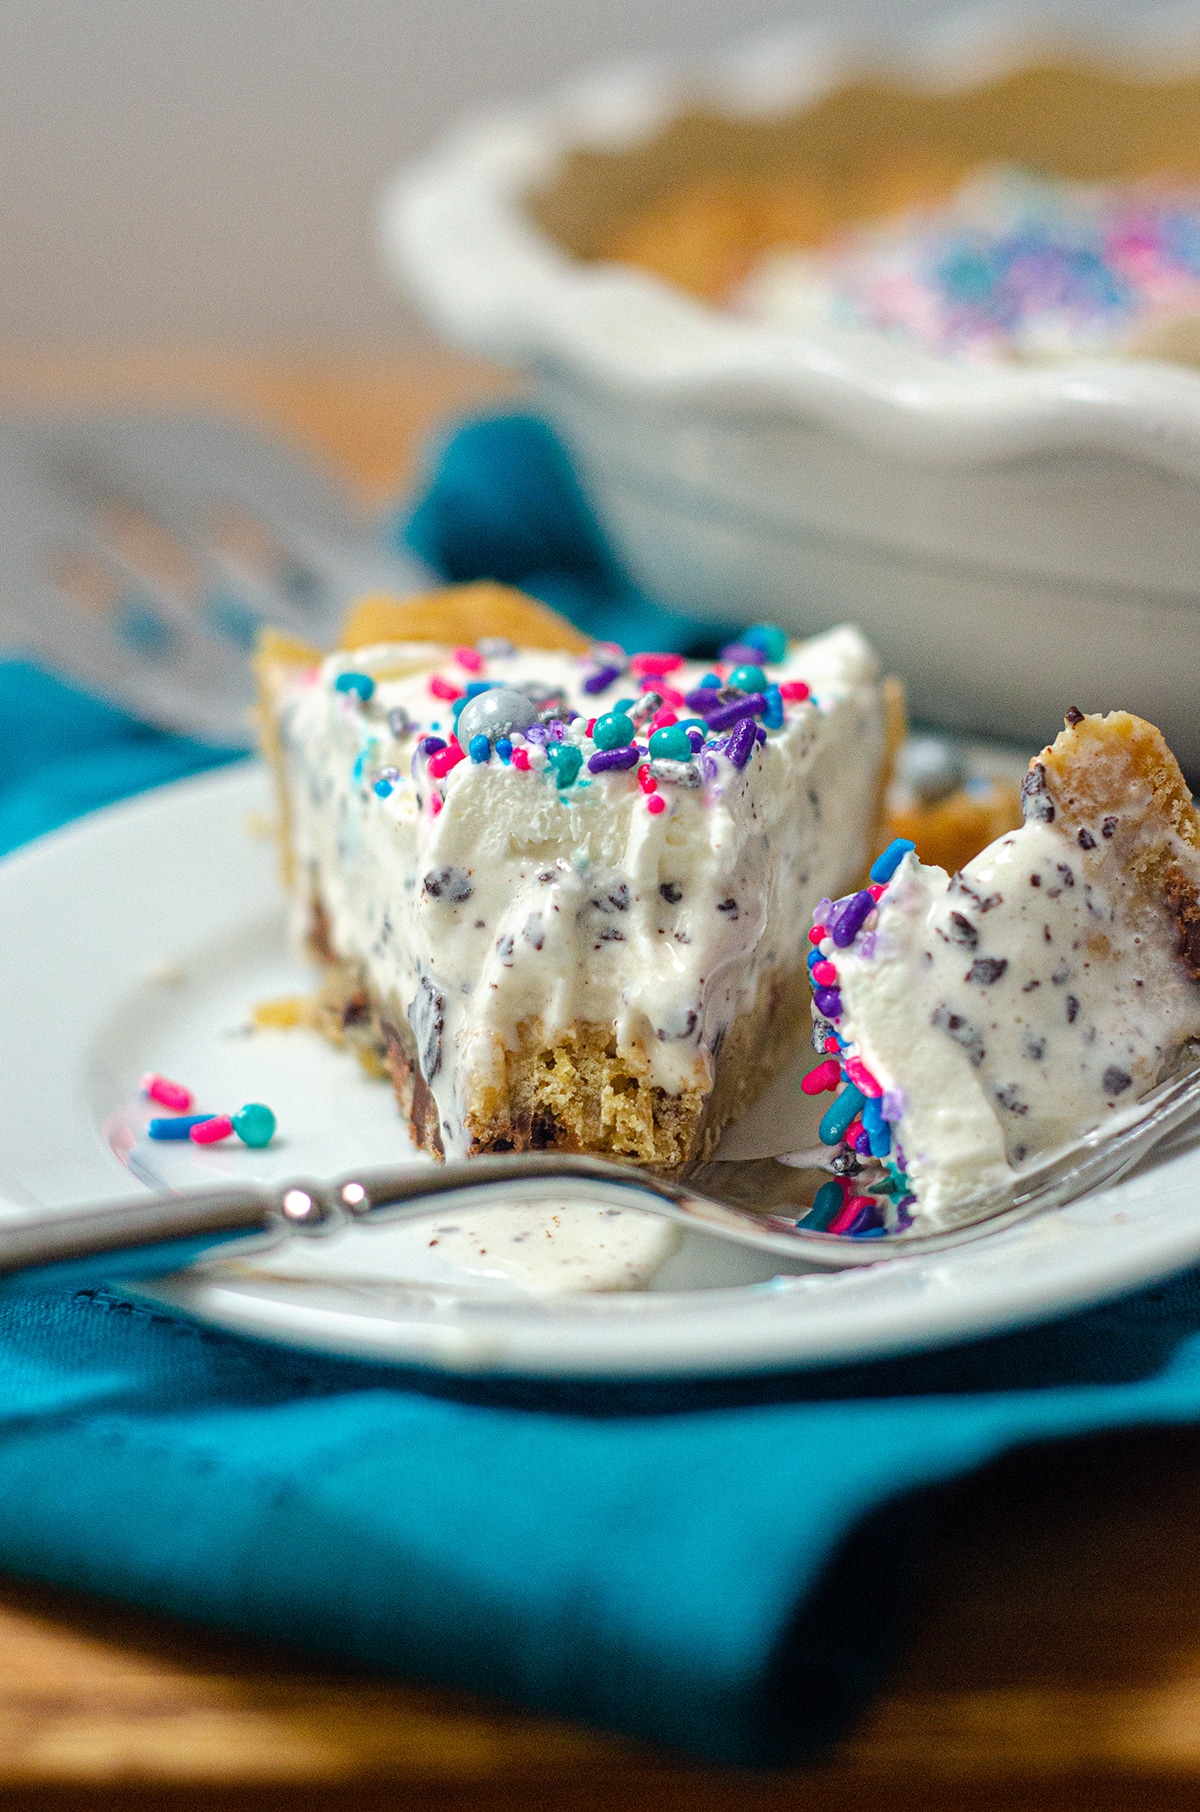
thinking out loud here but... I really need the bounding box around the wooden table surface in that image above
[1,348,1200,1810]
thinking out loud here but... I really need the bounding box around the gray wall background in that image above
[0,0,994,351]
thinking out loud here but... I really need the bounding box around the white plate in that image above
[4,762,1200,1378]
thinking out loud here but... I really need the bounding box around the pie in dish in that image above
[806,709,1200,1233]
[256,584,897,1165]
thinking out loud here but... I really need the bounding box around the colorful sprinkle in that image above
[726,718,759,770]
[744,623,788,663]
[418,736,446,757]
[592,711,636,750]
[762,686,784,731]
[428,742,466,779]
[813,986,842,1021]
[828,890,876,947]
[637,764,657,795]
[547,743,583,788]
[870,837,916,884]
[334,671,375,703]
[496,737,513,764]
[630,652,684,678]
[811,960,838,987]
[429,675,464,702]
[141,1072,192,1112]
[801,1059,841,1095]
[232,1103,276,1148]
[189,1115,234,1145]
[646,795,667,815]
[706,693,767,733]
[468,734,491,764]
[779,681,810,702]
[583,664,622,695]
[373,777,394,798]
[727,663,768,695]
[588,745,640,774]
[648,723,694,762]
[819,1083,866,1145]
[511,747,531,771]
[843,1057,882,1098]
[808,925,827,945]
[148,1114,212,1141]
[797,1179,845,1231]
[454,645,484,673]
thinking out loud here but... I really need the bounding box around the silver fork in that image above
[5,1059,1200,1295]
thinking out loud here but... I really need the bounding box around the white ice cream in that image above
[829,791,1200,1227]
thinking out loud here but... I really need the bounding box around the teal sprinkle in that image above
[373,778,394,798]
[728,663,768,695]
[334,671,375,703]
[593,712,635,751]
[797,1180,844,1231]
[547,742,583,788]
[762,685,784,731]
[648,724,693,762]
[818,1084,866,1146]
[699,673,721,689]
[745,623,787,663]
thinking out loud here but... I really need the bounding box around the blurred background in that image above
[0,0,1009,355]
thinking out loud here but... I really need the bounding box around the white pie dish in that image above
[380,3,1200,773]
[6,762,1200,1379]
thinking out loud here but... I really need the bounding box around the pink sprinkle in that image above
[868,882,887,901]
[630,652,684,678]
[828,1194,875,1236]
[141,1073,193,1112]
[844,1058,883,1098]
[431,794,443,815]
[189,1115,233,1145]
[646,795,667,815]
[511,747,531,771]
[812,960,838,987]
[656,686,687,710]
[429,675,464,702]
[650,708,678,730]
[637,765,657,795]
[801,1059,841,1095]
[843,1116,865,1148]
[823,1036,840,1055]
[427,741,465,779]
[586,718,597,737]
[779,681,810,702]
[454,645,484,674]
[808,925,827,945]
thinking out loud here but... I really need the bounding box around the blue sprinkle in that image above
[762,685,784,731]
[148,1114,212,1141]
[373,777,394,798]
[861,1095,892,1158]
[496,737,513,764]
[818,1084,866,1145]
[797,1180,844,1231]
[465,680,495,700]
[335,671,375,703]
[468,733,491,764]
[870,837,916,884]
[806,948,822,972]
[699,673,721,689]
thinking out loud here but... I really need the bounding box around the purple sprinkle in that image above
[726,718,758,769]
[699,753,720,783]
[894,1196,915,1231]
[583,664,622,695]
[814,899,832,925]
[895,1142,907,1172]
[845,1197,884,1236]
[755,724,767,744]
[706,692,767,732]
[829,890,875,947]
[880,1088,905,1124]
[588,745,640,774]
[853,1128,872,1156]
[685,727,705,751]
[548,720,566,740]
[525,722,550,745]
[857,932,877,960]
[418,736,446,757]
[813,986,842,1019]
[684,687,722,714]
[720,642,763,664]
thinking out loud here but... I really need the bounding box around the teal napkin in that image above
[2,413,1200,1767]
